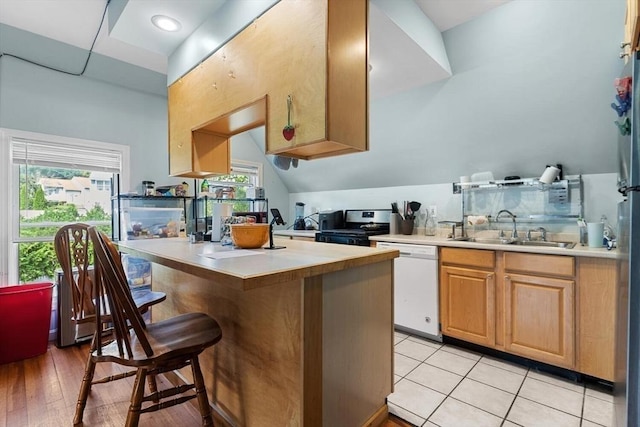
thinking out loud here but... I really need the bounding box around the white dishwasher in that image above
[377,242,441,340]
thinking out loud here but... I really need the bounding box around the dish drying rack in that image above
[454,175,584,225]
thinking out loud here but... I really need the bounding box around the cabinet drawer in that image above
[440,248,495,269]
[504,252,574,278]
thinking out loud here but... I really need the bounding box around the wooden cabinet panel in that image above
[504,252,574,278]
[440,266,495,347]
[439,249,615,379]
[626,0,640,53]
[168,0,368,177]
[192,131,230,176]
[504,273,575,368]
[440,248,495,269]
[577,258,617,381]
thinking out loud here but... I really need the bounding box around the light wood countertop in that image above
[118,237,398,291]
[370,234,617,259]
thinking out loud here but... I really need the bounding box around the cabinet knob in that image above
[425,317,431,323]
[505,275,510,280]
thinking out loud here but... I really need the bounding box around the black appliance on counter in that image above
[315,209,391,246]
[318,210,344,231]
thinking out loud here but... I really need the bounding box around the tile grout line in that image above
[522,371,588,418]
[526,369,585,393]
[423,352,528,425]
[390,348,475,425]
[387,401,430,427]
[394,339,518,425]
[422,355,484,425]
[501,364,530,426]
[513,395,585,422]
[394,334,613,427]
[391,338,442,425]
[580,384,586,425]
[443,353,522,424]
[519,370,586,421]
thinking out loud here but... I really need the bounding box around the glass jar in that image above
[142,180,155,196]
[425,213,437,236]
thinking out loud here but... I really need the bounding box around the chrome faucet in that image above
[527,227,547,241]
[495,209,518,239]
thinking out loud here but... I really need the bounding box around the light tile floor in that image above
[389,331,615,427]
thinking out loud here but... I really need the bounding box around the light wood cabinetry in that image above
[503,253,575,368]
[440,248,496,347]
[167,0,368,177]
[576,257,617,381]
[439,248,616,380]
[504,274,575,368]
[625,0,640,54]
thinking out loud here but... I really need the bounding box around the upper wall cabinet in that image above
[625,0,640,54]
[167,0,368,177]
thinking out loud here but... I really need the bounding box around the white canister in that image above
[587,222,604,248]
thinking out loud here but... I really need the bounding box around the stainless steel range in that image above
[315,209,391,246]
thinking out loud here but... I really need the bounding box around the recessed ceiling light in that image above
[151,15,182,32]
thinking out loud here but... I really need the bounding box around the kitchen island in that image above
[117,237,398,427]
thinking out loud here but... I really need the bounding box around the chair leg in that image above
[73,354,97,425]
[147,374,159,403]
[125,368,147,427]
[191,356,214,426]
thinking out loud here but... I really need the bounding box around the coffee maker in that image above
[293,202,306,230]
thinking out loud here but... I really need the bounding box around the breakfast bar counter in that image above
[117,237,399,427]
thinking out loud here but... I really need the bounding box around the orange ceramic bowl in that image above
[230,223,269,249]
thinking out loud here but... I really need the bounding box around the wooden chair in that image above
[54,223,167,415]
[74,227,222,426]
[54,223,167,335]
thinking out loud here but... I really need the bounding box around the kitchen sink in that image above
[451,237,576,249]
[464,237,517,245]
[513,240,576,249]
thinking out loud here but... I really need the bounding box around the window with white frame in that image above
[206,160,264,214]
[0,129,129,286]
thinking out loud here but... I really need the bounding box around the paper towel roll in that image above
[587,222,604,248]
[539,166,560,184]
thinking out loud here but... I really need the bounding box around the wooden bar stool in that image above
[74,227,222,426]
[54,223,167,418]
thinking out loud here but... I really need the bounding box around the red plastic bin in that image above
[0,282,54,364]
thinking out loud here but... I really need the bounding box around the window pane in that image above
[18,165,112,239]
[209,162,260,213]
[18,242,57,284]
[17,165,112,283]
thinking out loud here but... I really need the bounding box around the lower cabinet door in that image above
[440,266,495,347]
[504,273,575,368]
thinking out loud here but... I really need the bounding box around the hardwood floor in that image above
[1,343,407,426]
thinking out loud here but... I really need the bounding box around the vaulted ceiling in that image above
[0,0,509,98]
